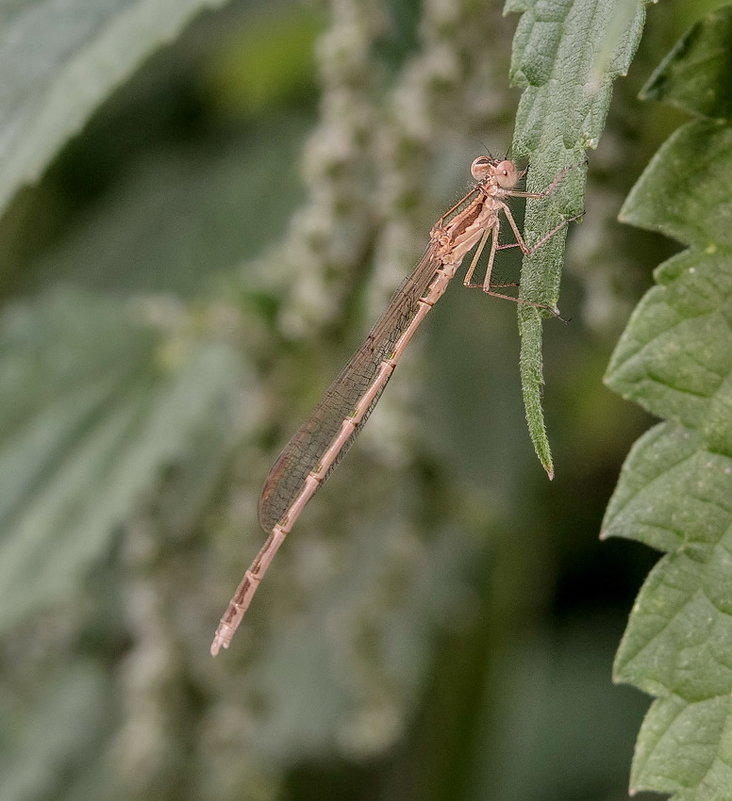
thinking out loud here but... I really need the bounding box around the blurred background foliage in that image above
[0,1,726,799]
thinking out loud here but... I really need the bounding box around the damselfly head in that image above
[470,156,521,189]
[493,160,521,188]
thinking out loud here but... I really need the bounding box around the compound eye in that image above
[494,160,519,188]
[470,156,492,181]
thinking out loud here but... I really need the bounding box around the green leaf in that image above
[506,0,649,476]
[641,4,732,121]
[601,422,727,554]
[632,693,732,799]
[0,288,244,635]
[21,121,308,297]
[0,0,229,218]
[609,122,732,449]
[604,9,732,798]
[619,119,732,249]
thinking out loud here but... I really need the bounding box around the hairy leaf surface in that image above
[604,7,732,797]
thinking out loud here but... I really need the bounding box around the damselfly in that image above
[211,155,576,655]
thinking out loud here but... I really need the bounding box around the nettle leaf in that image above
[505,0,649,476]
[24,121,307,298]
[604,8,732,799]
[641,4,732,121]
[603,424,732,798]
[0,0,229,217]
[0,288,243,635]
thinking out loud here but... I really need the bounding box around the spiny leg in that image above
[499,204,582,260]
[505,163,573,200]
[464,206,582,318]
[462,225,493,287]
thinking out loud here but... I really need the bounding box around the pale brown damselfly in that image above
[211,155,577,655]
